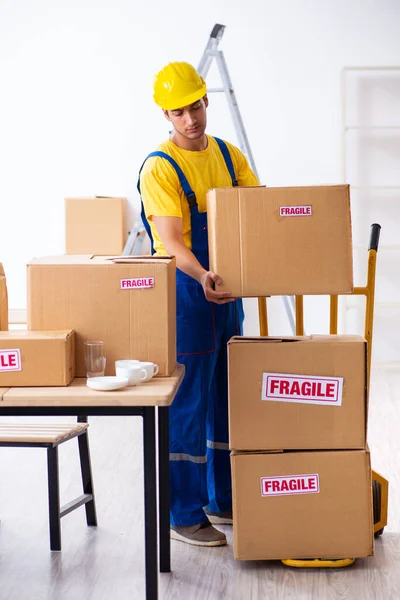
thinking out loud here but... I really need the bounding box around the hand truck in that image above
[257,223,388,568]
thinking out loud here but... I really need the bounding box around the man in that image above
[139,62,259,546]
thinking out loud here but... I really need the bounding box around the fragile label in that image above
[262,372,343,406]
[280,205,312,217]
[261,474,320,497]
[120,277,155,290]
[0,349,22,372]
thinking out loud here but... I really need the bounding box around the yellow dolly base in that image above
[282,558,355,568]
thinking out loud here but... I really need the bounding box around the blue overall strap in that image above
[137,151,197,206]
[213,137,238,187]
[138,150,197,255]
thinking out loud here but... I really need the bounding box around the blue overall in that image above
[138,138,244,526]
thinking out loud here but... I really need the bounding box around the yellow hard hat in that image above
[153,62,207,110]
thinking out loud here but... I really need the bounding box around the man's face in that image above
[163,96,208,140]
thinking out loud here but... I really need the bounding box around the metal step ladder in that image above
[122,219,147,256]
[198,23,296,334]
[197,24,259,179]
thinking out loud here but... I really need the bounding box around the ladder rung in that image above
[207,88,225,93]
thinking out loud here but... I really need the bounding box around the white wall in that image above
[1,0,400,339]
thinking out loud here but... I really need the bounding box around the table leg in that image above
[143,407,158,600]
[47,446,61,551]
[158,406,170,573]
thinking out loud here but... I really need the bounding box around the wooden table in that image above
[0,365,185,600]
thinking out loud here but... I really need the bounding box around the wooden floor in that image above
[0,368,399,600]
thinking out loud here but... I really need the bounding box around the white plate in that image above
[86,376,129,391]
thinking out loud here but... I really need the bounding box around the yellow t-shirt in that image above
[140,135,259,255]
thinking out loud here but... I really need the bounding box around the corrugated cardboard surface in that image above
[0,264,8,331]
[231,449,373,560]
[207,185,353,297]
[228,335,367,451]
[65,197,128,255]
[27,255,176,377]
[0,330,75,386]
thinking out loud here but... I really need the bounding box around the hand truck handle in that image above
[368,223,381,252]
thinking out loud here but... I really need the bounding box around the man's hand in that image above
[200,271,235,304]
[152,216,235,304]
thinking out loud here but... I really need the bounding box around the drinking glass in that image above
[84,341,106,378]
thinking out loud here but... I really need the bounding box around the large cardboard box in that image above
[0,330,75,386]
[228,335,367,451]
[207,185,353,297]
[65,197,130,255]
[27,255,176,377]
[231,449,373,560]
[0,264,8,331]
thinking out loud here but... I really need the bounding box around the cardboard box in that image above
[27,255,176,377]
[228,335,367,451]
[0,264,8,331]
[207,185,353,297]
[231,449,373,560]
[65,197,129,255]
[0,330,75,386]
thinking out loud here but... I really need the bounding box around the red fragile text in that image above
[262,373,342,405]
[280,205,312,216]
[120,277,155,290]
[261,474,319,497]
[0,349,21,372]
[270,378,335,398]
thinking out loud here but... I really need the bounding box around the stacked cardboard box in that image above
[27,255,176,377]
[0,330,75,386]
[228,335,374,560]
[65,196,132,255]
[0,267,75,387]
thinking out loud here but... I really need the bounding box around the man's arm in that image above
[153,215,234,304]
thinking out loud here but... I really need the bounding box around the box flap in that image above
[65,196,125,201]
[28,255,95,265]
[108,255,174,264]
[209,184,350,194]
[209,185,267,192]
[228,336,307,345]
[231,449,284,456]
[28,255,175,267]
[309,334,366,343]
[228,335,366,345]
[0,330,74,341]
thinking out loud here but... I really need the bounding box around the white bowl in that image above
[86,376,129,391]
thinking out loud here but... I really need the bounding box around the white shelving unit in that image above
[341,67,400,367]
